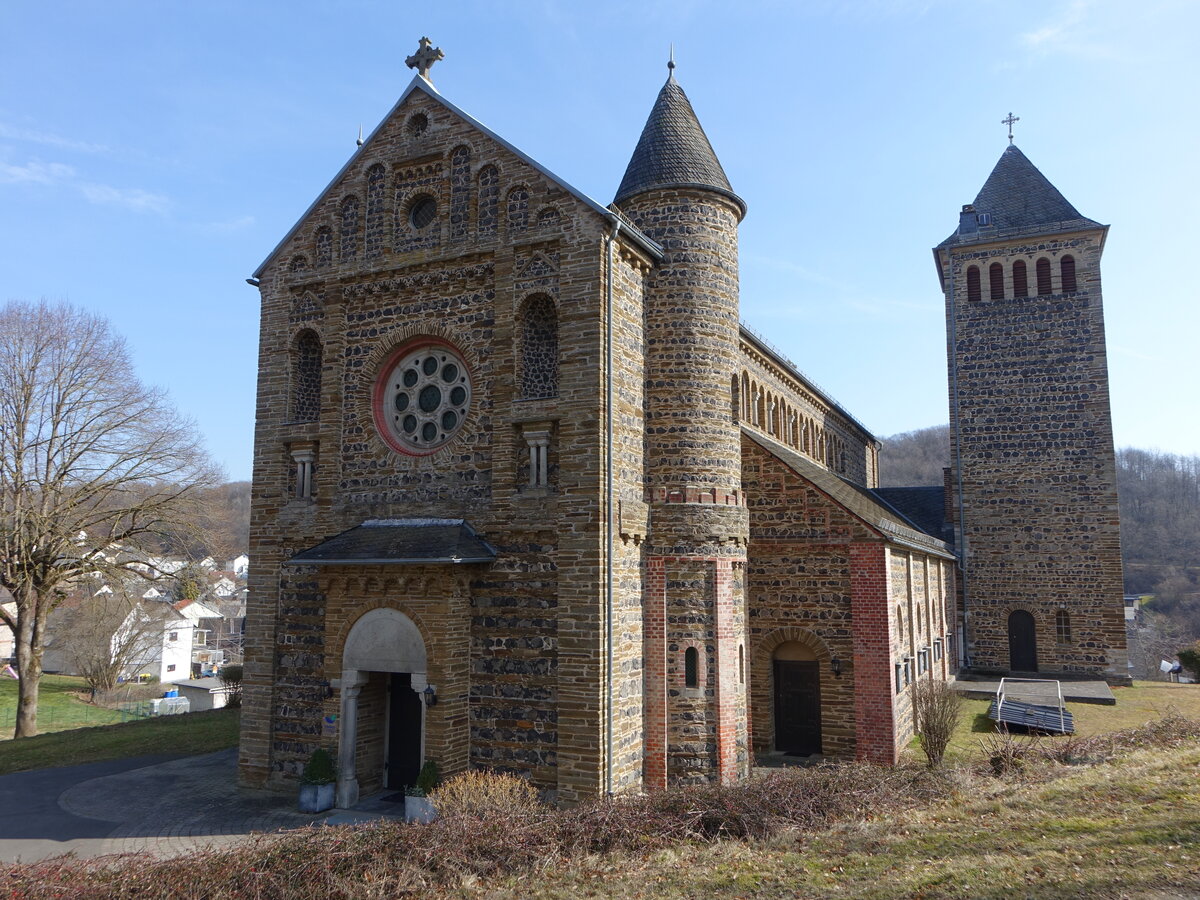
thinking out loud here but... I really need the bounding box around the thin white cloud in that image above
[0,123,110,154]
[79,182,170,213]
[196,214,256,234]
[1019,0,1120,60]
[0,159,76,185]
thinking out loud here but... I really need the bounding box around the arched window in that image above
[967,265,981,302]
[738,644,745,683]
[896,603,905,639]
[339,195,360,261]
[1056,609,1072,644]
[477,165,499,235]
[989,262,1004,300]
[730,375,739,424]
[291,330,322,422]
[684,647,699,689]
[1061,255,1077,292]
[314,226,333,268]
[1012,260,1029,298]
[365,165,387,259]
[518,294,558,399]
[537,206,560,228]
[1036,257,1052,295]
[449,146,471,241]
[289,254,308,273]
[507,186,529,232]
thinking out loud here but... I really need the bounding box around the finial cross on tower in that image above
[406,37,444,81]
[1002,111,1020,144]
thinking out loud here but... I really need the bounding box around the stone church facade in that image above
[239,45,1123,806]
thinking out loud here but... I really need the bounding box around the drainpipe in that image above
[945,246,970,669]
[604,216,621,796]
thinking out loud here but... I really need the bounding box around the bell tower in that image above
[934,140,1128,682]
[615,60,750,786]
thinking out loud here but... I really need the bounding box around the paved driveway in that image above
[0,749,330,863]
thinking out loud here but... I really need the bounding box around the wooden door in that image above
[774,660,822,755]
[1008,610,1038,672]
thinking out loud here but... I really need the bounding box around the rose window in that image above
[378,343,471,453]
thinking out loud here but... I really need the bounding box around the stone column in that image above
[335,670,368,808]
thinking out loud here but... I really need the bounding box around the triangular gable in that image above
[743,428,955,559]
[253,75,662,279]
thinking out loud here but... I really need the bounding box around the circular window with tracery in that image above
[374,340,472,455]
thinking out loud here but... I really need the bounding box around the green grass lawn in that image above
[934,679,1200,760]
[0,674,240,774]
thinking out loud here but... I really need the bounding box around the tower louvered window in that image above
[989,262,1004,300]
[1036,257,1052,295]
[966,265,981,302]
[1061,255,1077,292]
[1012,260,1029,297]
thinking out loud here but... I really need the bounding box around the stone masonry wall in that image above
[940,231,1127,678]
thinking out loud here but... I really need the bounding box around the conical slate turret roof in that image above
[614,70,745,218]
[939,144,1101,247]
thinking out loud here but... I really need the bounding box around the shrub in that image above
[911,678,961,767]
[300,748,336,785]
[979,730,1038,776]
[1177,641,1200,680]
[408,758,440,797]
[218,664,243,708]
[428,769,541,819]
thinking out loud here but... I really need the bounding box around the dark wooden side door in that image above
[1008,610,1038,672]
[386,673,423,790]
[774,660,822,755]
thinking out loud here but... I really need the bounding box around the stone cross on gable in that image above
[1002,111,1020,144]
[406,37,444,81]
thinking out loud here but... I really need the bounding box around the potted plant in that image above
[298,747,337,813]
[404,759,440,823]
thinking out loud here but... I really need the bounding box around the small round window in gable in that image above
[374,340,472,455]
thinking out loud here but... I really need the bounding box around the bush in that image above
[218,664,243,709]
[979,730,1038,776]
[407,758,440,797]
[300,748,336,785]
[911,678,962,767]
[428,769,541,819]
[1177,641,1200,680]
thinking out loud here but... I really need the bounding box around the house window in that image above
[1061,255,1077,292]
[989,262,1004,300]
[684,647,699,689]
[1056,609,1072,644]
[966,265,981,302]
[168,632,178,642]
[895,662,903,694]
[1036,257,1052,295]
[1013,260,1029,297]
[167,664,176,672]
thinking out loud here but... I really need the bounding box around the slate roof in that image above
[743,429,955,559]
[871,487,953,547]
[938,144,1103,249]
[614,72,746,219]
[286,518,497,566]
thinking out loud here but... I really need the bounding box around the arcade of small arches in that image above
[966,254,1077,302]
[281,146,565,274]
[735,370,849,474]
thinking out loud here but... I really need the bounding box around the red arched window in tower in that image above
[989,262,1004,300]
[1061,255,1077,292]
[1036,257,1052,295]
[966,265,981,302]
[1012,260,1029,298]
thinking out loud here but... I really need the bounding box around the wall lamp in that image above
[830,657,843,678]
[423,684,438,707]
[318,679,333,700]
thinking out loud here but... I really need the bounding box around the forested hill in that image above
[878,425,1200,635]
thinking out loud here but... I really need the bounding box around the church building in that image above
[239,41,1125,806]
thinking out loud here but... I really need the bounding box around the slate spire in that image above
[614,65,745,218]
[941,144,1101,246]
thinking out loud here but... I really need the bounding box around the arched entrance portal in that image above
[773,641,822,756]
[1008,610,1038,672]
[336,607,428,808]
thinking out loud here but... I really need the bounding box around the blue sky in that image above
[2,1,1196,481]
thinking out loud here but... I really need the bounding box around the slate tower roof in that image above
[614,69,746,218]
[939,144,1102,248]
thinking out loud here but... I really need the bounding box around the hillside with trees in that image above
[878,425,1200,641]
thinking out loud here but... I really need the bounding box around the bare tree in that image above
[0,300,218,737]
[49,582,167,700]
